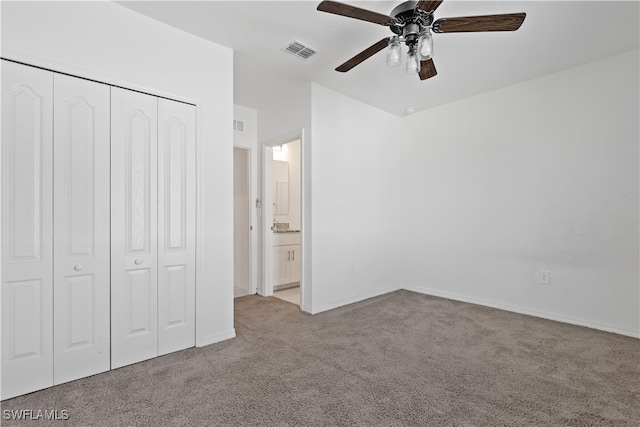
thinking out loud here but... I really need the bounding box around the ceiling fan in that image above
[317,0,526,80]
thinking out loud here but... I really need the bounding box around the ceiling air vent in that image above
[283,40,316,60]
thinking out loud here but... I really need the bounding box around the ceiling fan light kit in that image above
[317,0,526,81]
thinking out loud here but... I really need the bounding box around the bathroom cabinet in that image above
[272,232,301,288]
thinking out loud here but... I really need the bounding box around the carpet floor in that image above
[1,290,639,426]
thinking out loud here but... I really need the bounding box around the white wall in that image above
[310,83,403,313]
[258,83,313,307]
[234,105,259,294]
[400,49,640,337]
[234,105,258,148]
[258,84,311,146]
[1,1,236,345]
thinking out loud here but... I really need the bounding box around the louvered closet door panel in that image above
[1,60,54,399]
[157,99,196,356]
[53,74,110,384]
[111,87,158,369]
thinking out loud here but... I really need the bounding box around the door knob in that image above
[74,265,83,271]
[134,259,142,265]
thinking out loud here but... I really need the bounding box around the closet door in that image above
[111,87,158,369]
[53,74,111,384]
[157,99,196,355]
[1,61,54,399]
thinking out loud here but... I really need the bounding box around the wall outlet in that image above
[539,270,551,285]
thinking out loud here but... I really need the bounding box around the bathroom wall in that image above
[273,139,301,230]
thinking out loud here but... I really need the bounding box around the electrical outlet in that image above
[539,270,551,285]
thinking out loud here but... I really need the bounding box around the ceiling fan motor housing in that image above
[390,0,433,38]
[403,23,421,46]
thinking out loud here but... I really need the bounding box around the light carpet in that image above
[2,290,638,426]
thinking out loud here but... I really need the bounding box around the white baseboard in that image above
[307,285,401,315]
[197,328,236,347]
[402,285,639,339]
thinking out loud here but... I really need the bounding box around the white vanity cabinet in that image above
[288,245,301,284]
[272,232,301,288]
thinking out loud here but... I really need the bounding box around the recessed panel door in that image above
[157,99,196,355]
[111,87,158,369]
[1,60,54,399]
[53,74,110,384]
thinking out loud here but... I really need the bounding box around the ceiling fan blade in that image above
[416,1,444,13]
[317,1,396,26]
[419,58,437,80]
[336,38,391,72]
[433,13,526,33]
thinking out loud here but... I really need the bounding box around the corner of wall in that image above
[197,329,237,348]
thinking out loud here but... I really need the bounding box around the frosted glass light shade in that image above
[406,49,420,74]
[386,37,401,67]
[419,31,433,60]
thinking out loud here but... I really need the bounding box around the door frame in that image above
[232,146,256,295]
[261,129,306,308]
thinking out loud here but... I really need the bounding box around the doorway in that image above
[233,147,251,298]
[263,132,304,308]
[272,139,301,306]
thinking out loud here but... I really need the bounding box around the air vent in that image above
[283,40,316,59]
[233,119,244,132]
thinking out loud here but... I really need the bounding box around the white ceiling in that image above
[119,1,639,117]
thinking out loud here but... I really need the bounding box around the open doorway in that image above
[271,139,301,305]
[233,147,251,298]
[263,132,304,308]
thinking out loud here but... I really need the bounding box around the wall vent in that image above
[283,40,316,59]
[233,119,244,132]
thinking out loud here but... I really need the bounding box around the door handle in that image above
[74,265,83,271]
[134,259,142,265]
[292,250,295,261]
[287,250,291,261]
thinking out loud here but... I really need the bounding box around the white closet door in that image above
[157,99,196,355]
[1,60,54,399]
[111,87,158,369]
[53,74,110,384]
